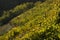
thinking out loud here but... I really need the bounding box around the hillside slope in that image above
[0,0,60,40]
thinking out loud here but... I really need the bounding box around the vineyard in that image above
[0,0,60,40]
